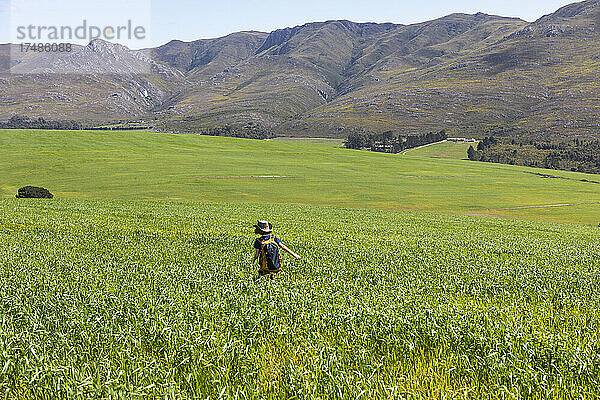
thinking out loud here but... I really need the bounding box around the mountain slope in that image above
[155,14,531,134]
[157,14,530,134]
[283,1,600,137]
[1,0,599,138]
[150,31,269,80]
[0,40,186,121]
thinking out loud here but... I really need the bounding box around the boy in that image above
[253,220,301,280]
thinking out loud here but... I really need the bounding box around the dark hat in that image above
[254,220,273,234]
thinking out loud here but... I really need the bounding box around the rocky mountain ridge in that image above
[1,0,599,138]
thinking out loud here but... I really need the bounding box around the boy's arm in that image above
[253,248,260,263]
[278,242,301,260]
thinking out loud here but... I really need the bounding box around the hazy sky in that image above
[1,0,577,47]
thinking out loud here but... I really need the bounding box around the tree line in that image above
[345,130,447,153]
[1,116,279,139]
[198,124,276,140]
[468,137,600,174]
[0,116,83,130]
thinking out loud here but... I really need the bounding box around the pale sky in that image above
[0,0,578,48]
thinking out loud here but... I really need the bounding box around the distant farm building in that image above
[371,144,395,152]
[448,138,477,143]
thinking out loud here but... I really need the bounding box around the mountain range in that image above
[1,0,600,138]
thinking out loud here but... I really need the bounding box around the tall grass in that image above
[1,199,599,398]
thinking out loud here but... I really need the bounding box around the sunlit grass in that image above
[1,199,599,398]
[2,129,600,225]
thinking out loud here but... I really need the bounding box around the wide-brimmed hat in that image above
[254,220,273,234]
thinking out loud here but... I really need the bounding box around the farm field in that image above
[1,129,600,225]
[404,140,476,160]
[1,199,599,398]
[268,137,345,145]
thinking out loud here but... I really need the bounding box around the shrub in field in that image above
[15,186,53,199]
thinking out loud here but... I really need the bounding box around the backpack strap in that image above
[260,235,276,246]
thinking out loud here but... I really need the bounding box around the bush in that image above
[16,186,54,199]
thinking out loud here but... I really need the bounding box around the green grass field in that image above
[1,129,599,225]
[2,130,600,398]
[404,140,475,160]
[1,199,599,398]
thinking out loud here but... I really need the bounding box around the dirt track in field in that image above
[399,140,448,155]
[465,203,600,218]
[479,203,600,212]
[194,175,295,178]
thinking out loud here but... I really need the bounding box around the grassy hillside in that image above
[402,140,475,159]
[1,129,600,225]
[1,199,599,397]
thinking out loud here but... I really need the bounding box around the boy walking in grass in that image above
[253,220,301,280]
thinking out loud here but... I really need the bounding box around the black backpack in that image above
[260,236,282,272]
